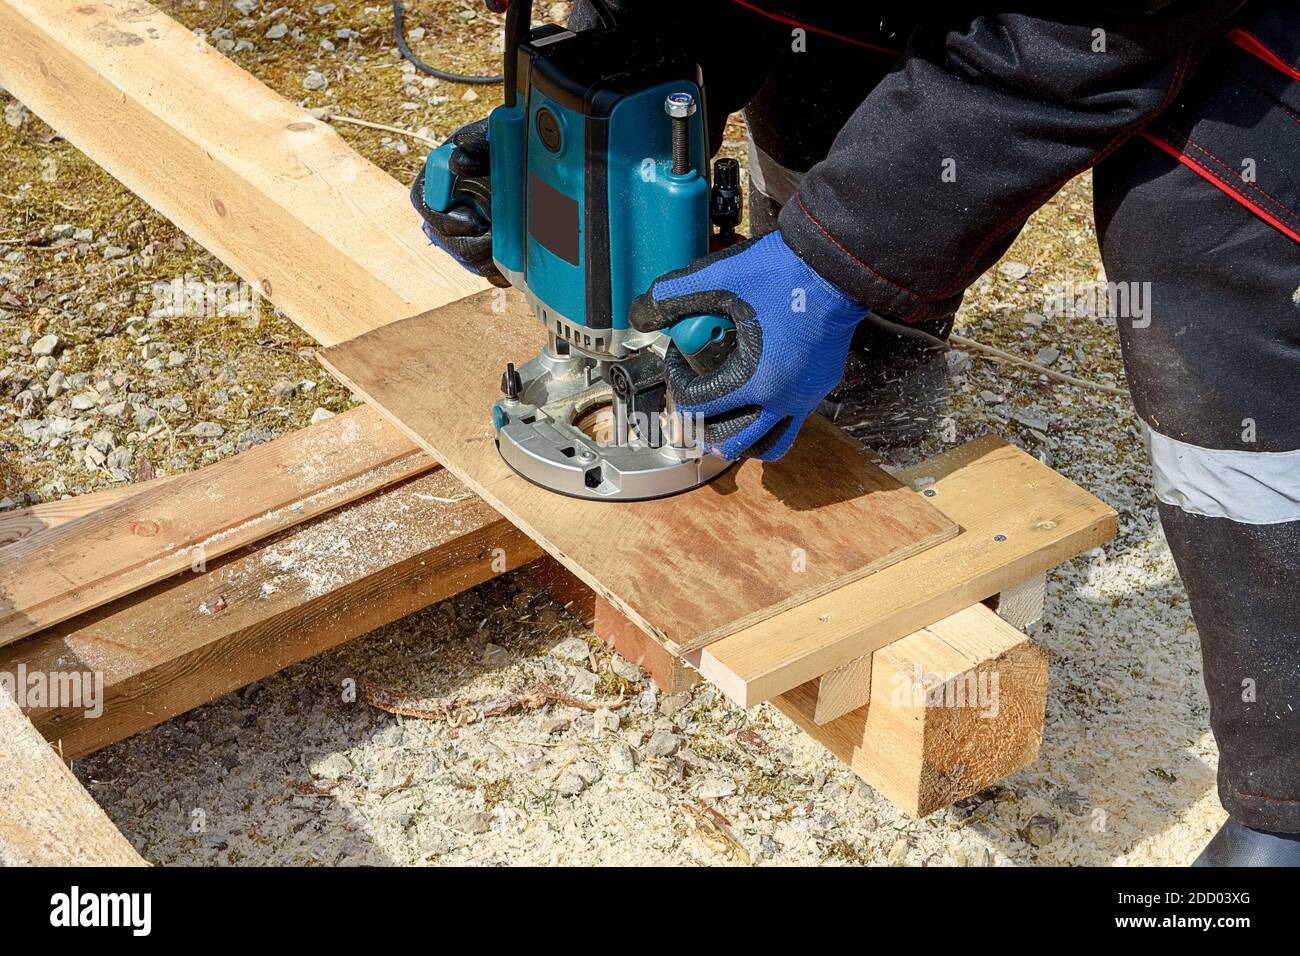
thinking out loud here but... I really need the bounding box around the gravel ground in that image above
[1,1,1224,865]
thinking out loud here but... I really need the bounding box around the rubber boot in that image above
[1193,817,1300,867]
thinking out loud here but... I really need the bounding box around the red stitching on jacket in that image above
[794,194,928,300]
[1158,125,1300,226]
[1236,791,1300,805]
[726,0,902,56]
[1228,28,1300,83]
[1231,68,1300,129]
[1140,131,1300,245]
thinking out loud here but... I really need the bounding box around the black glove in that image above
[410,118,507,287]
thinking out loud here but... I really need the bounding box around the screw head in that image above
[922,488,937,497]
[664,92,696,119]
[993,533,1008,542]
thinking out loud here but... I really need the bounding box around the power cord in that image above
[391,0,504,84]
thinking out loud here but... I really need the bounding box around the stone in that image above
[480,642,510,668]
[998,261,1030,280]
[168,351,189,368]
[4,102,29,129]
[697,777,736,800]
[307,751,353,779]
[550,636,591,664]
[31,334,62,357]
[73,228,93,243]
[270,378,299,400]
[555,760,602,796]
[658,693,690,717]
[190,422,225,439]
[303,70,329,92]
[51,224,76,240]
[608,743,636,774]
[569,669,598,697]
[70,393,97,411]
[1011,406,1049,431]
[450,810,492,835]
[643,730,682,758]
[106,446,134,471]
[266,23,289,40]
[1022,814,1059,847]
[309,407,335,425]
[1022,312,1047,328]
[1033,346,1060,367]
[945,350,972,375]
[102,245,130,260]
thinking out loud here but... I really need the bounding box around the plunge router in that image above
[421,0,742,500]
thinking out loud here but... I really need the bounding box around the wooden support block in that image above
[0,407,432,648]
[986,573,1047,633]
[698,436,1116,707]
[801,654,876,726]
[775,603,1047,817]
[7,470,540,759]
[0,689,144,866]
[806,571,1051,725]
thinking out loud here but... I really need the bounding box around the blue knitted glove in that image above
[629,230,868,460]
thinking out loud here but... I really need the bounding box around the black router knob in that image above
[710,157,742,240]
[500,362,523,400]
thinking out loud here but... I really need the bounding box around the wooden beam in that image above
[0,407,433,647]
[0,475,177,549]
[320,301,958,655]
[775,603,1047,817]
[7,469,540,759]
[0,689,144,865]
[0,0,484,348]
[697,436,1116,707]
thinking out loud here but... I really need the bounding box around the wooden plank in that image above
[0,0,484,348]
[320,298,958,655]
[775,603,1047,817]
[0,475,177,549]
[7,469,540,760]
[0,688,144,865]
[0,406,434,647]
[698,435,1116,706]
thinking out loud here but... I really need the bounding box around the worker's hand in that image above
[410,118,507,287]
[629,231,868,461]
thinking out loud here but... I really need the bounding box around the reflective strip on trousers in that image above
[1143,421,1300,524]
